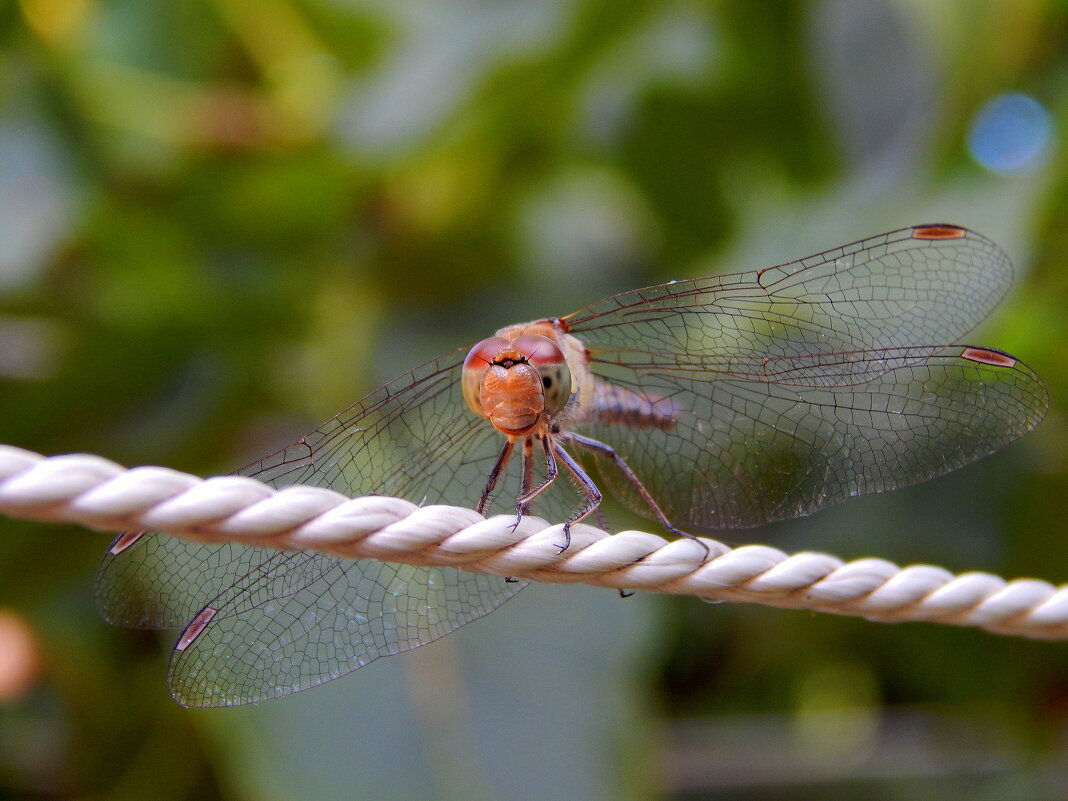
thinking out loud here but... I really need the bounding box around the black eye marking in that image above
[543,376,552,388]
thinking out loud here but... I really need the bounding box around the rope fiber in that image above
[1,444,1065,640]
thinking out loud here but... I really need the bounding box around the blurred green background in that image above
[1,0,1068,799]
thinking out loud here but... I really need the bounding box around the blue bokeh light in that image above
[967,93,1054,174]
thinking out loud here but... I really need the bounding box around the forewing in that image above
[95,534,286,629]
[566,225,1012,357]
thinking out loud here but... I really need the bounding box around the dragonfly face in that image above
[461,329,574,435]
[94,224,1049,706]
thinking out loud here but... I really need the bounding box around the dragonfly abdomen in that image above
[585,382,678,431]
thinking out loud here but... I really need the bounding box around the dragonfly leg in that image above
[517,437,535,517]
[477,439,514,515]
[567,432,708,559]
[550,440,603,553]
[513,435,558,529]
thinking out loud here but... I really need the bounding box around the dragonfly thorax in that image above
[462,332,573,436]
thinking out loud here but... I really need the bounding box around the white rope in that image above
[1,444,1065,640]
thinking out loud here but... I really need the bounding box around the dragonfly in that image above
[94,224,1048,707]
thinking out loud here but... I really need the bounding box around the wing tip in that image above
[175,606,218,652]
[960,346,1017,368]
[911,224,969,240]
[108,530,146,555]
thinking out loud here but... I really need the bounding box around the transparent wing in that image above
[167,555,526,707]
[563,226,1047,527]
[576,346,1047,528]
[565,225,1012,357]
[94,349,532,706]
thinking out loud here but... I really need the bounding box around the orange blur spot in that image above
[0,609,40,702]
[912,225,967,240]
[18,0,92,46]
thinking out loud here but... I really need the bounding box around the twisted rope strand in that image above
[0,444,1064,639]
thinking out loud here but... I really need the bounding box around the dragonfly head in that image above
[462,334,573,435]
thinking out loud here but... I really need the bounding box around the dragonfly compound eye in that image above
[462,336,510,418]
[512,334,572,415]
